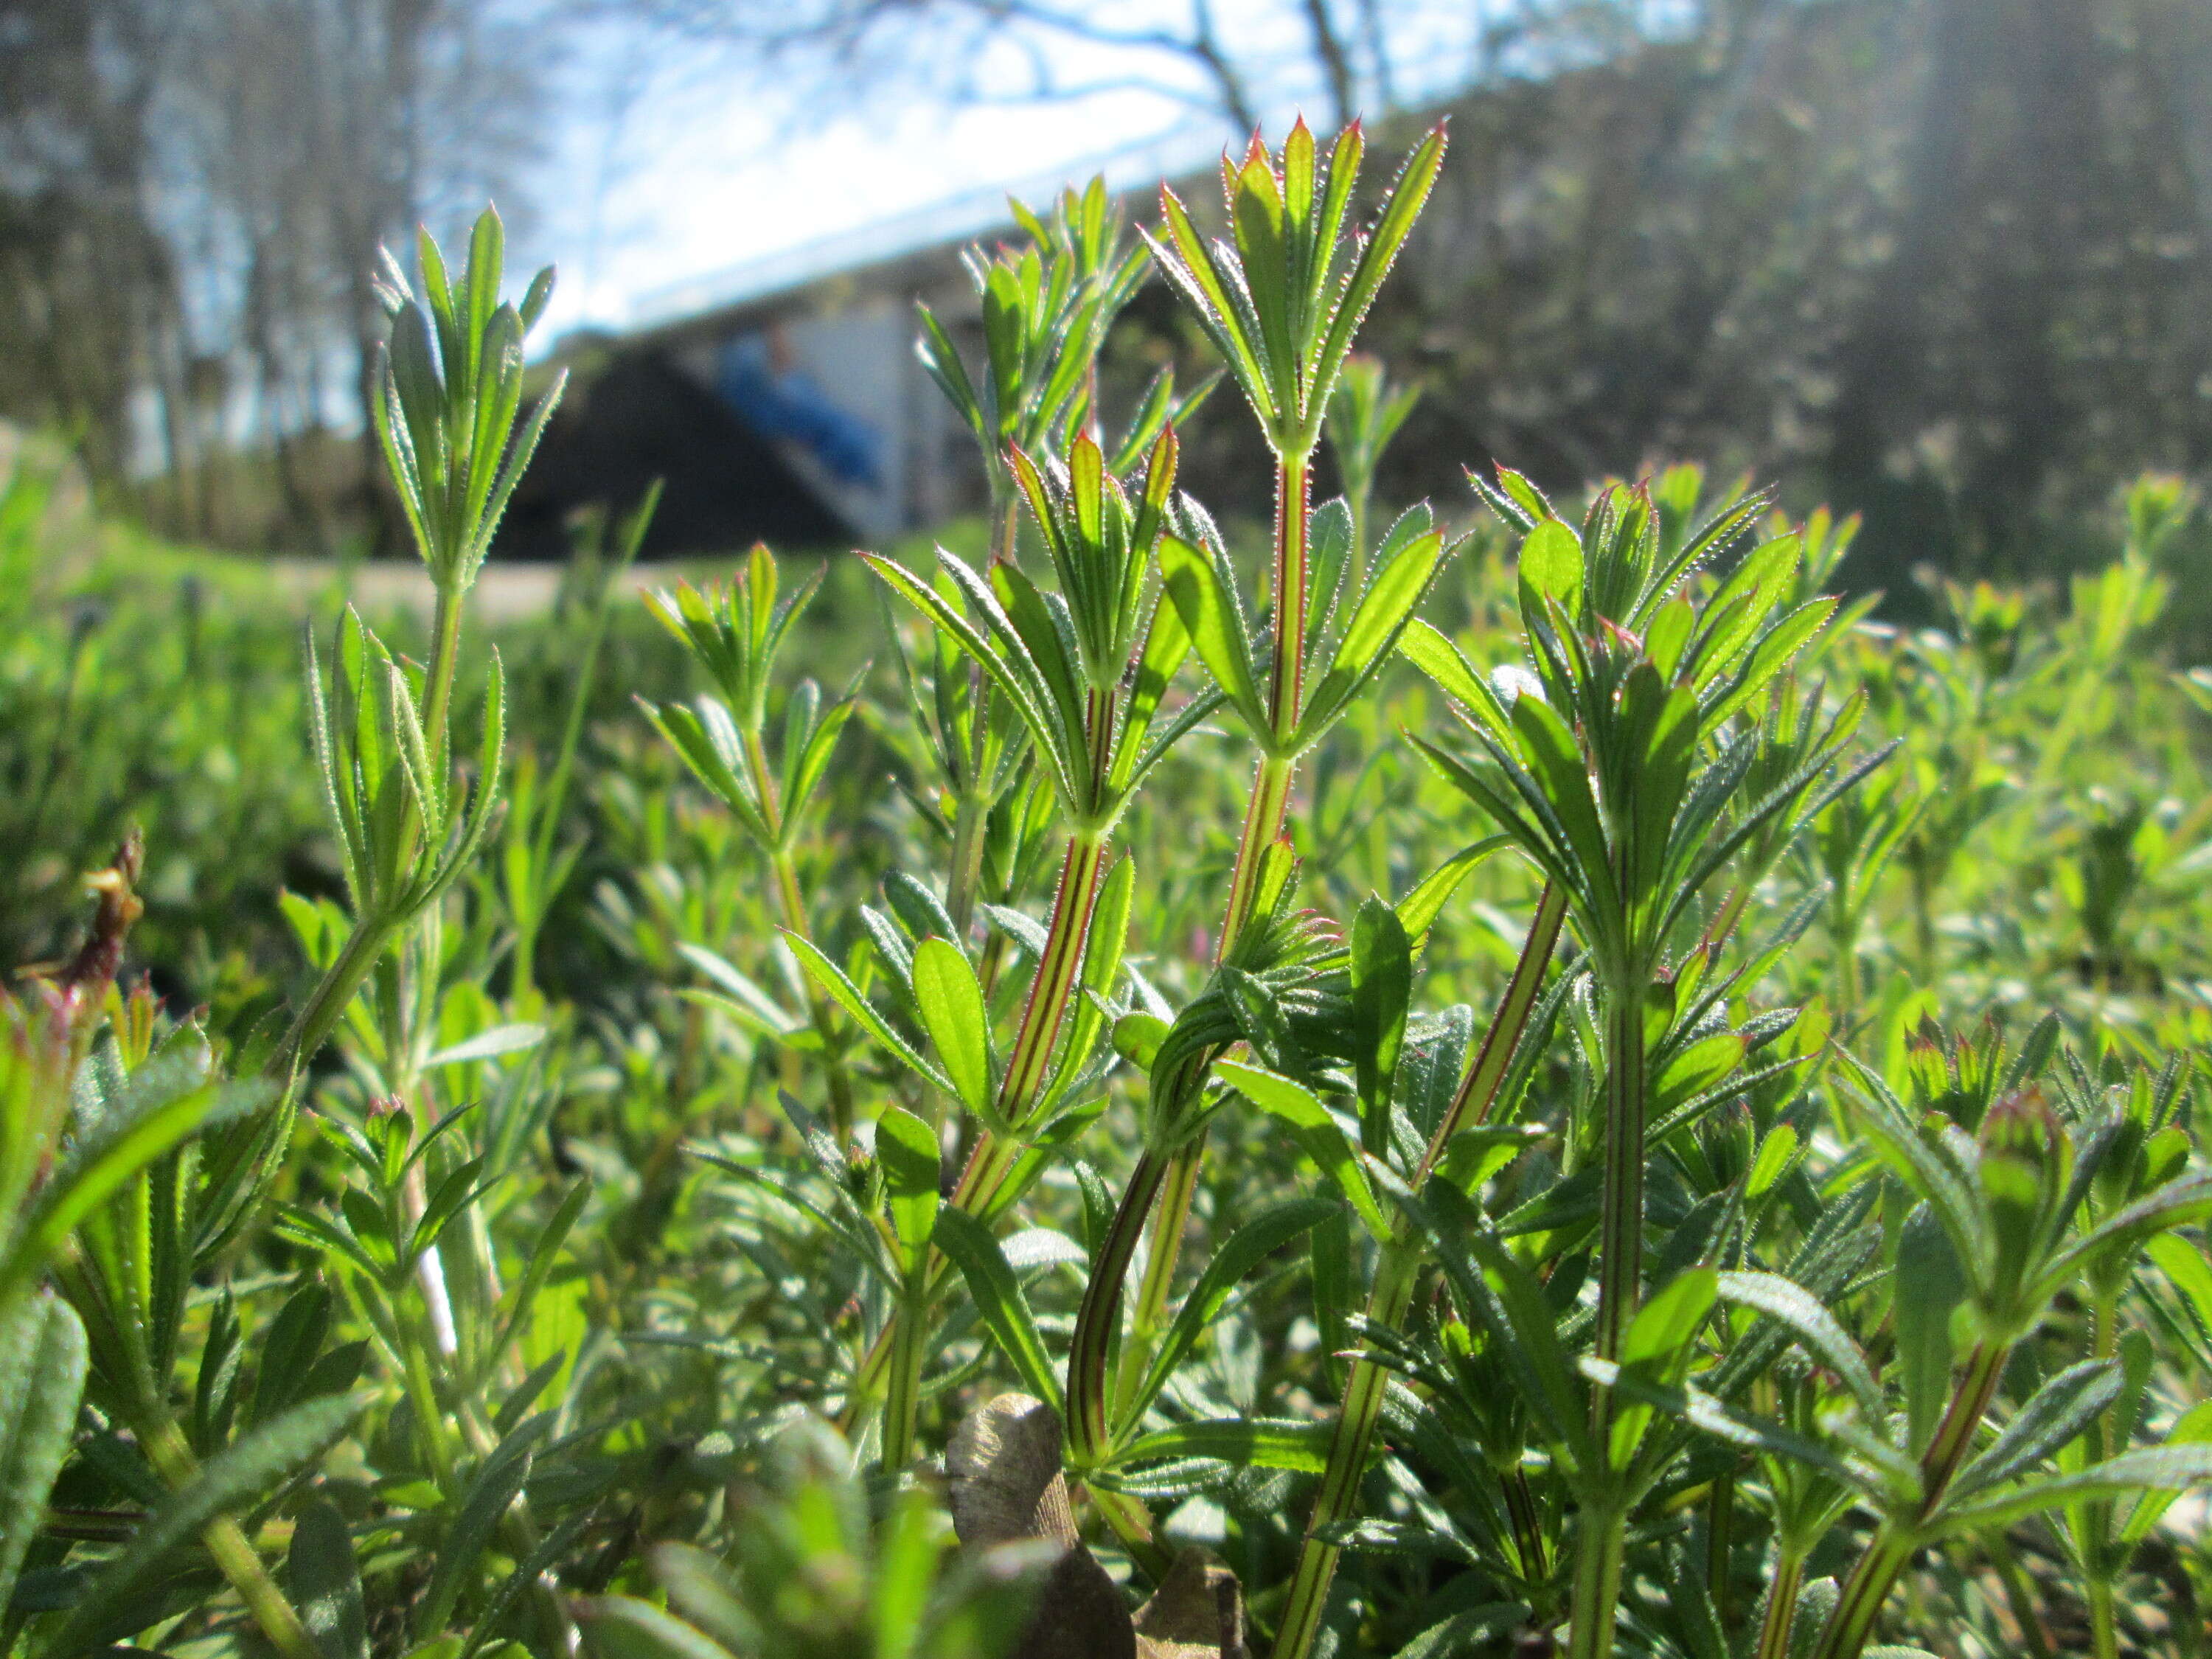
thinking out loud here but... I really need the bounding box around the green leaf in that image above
[933,1208,1063,1413]
[51,1392,369,1655]
[915,302,984,436]
[1405,1181,1592,1471]
[1230,152,1294,394]
[1397,1603,1532,1658]
[678,945,802,1038]
[1947,1360,2121,1505]
[462,1514,597,1659]
[876,1107,943,1273]
[910,938,993,1118]
[1580,1360,1859,1489]
[642,700,770,845]
[1150,189,1274,428]
[863,551,1079,809]
[1936,1444,2212,1533]
[1395,836,1510,951]
[1398,618,1514,744]
[1894,1205,1967,1457]
[1651,1033,1746,1116]
[411,1155,493,1258]
[2041,1170,2212,1300]
[1121,1197,1335,1438]
[1745,1125,1800,1200]
[1705,597,1839,727]
[1113,1012,1168,1071]
[1622,1268,1718,1371]
[1297,528,1447,744]
[417,1415,552,1638]
[0,1068,229,1310]
[577,1597,734,1659]
[492,1179,591,1358]
[1311,122,1447,420]
[1114,1417,1337,1474]
[2120,1399,2212,1545]
[0,1293,87,1613]
[1113,594,1192,783]
[252,1283,336,1427]
[1610,1267,1719,1470]
[1510,693,1616,917]
[1160,533,1267,735]
[422,1023,546,1071]
[785,933,956,1101]
[1517,520,1584,615]
[289,1496,368,1659]
[1714,1270,1882,1421]
[1216,1061,1389,1242]
[1350,899,1412,1154]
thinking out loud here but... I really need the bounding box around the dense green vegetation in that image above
[5,134,2212,1659]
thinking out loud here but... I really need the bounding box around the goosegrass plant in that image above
[641,544,865,1139]
[1068,116,1453,1503]
[913,175,1213,942]
[780,172,1219,1470]
[0,209,566,1659]
[4,120,2212,1659]
[835,418,1203,1473]
[1324,354,1422,591]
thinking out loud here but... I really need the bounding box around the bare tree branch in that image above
[1297,0,1356,130]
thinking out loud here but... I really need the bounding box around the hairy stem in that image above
[2086,1292,2121,1659]
[1565,978,1649,1659]
[1593,980,1649,1364]
[1090,1485,1173,1579]
[421,578,467,766]
[771,844,856,1141]
[855,832,1107,1443]
[1809,1528,1916,1659]
[399,1320,461,1493]
[140,1410,321,1659]
[271,575,471,1085]
[1810,1340,2008,1659]
[1269,1244,1422,1659]
[1565,1495,1630,1659]
[1068,1148,1169,1465]
[942,498,1020,935]
[1986,1531,2056,1659]
[1270,885,1566,1659]
[1417,883,1568,1179]
[1112,751,1298,1396]
[1269,456,1312,737]
[1708,1469,1737,1627]
[945,787,991,938]
[880,1271,931,1470]
[743,720,859,1141]
[1113,1141,1204,1417]
[1062,451,1312,1490]
[1753,1549,1806,1659]
[992,832,1107,1124]
[1503,1465,1550,1587]
[267,909,404,1086]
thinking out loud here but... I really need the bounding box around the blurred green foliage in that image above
[1,165,2211,1659]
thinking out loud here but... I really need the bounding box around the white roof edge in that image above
[625,119,1228,333]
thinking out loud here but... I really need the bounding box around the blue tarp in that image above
[715,335,884,490]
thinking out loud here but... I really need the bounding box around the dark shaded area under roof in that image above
[497,349,854,560]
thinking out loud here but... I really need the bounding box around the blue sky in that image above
[524,1,1498,340]
[529,24,1222,338]
[532,80,1214,337]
